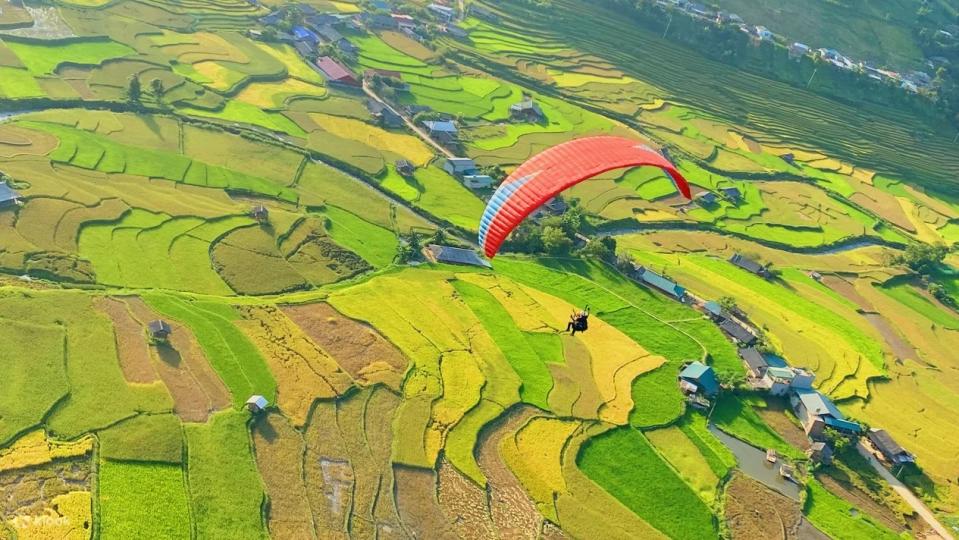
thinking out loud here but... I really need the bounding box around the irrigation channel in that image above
[708,425,803,501]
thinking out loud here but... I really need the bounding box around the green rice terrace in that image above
[1,0,959,538]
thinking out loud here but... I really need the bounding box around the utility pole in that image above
[807,68,818,88]
[663,14,673,39]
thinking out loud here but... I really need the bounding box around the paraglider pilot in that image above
[566,305,590,335]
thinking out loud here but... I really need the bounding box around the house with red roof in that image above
[315,56,359,86]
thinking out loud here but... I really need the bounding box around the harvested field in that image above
[475,406,547,538]
[251,412,314,539]
[94,297,158,384]
[283,302,408,390]
[0,453,91,520]
[393,465,457,539]
[237,305,352,426]
[437,457,495,539]
[815,474,907,534]
[124,297,230,422]
[725,473,804,540]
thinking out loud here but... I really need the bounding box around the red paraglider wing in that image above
[478,136,691,258]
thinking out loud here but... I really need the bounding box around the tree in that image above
[541,226,573,255]
[126,75,141,103]
[895,242,949,274]
[823,428,851,456]
[719,296,738,311]
[150,78,165,103]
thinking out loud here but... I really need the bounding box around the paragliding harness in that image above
[566,305,590,335]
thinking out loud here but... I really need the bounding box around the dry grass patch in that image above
[251,412,315,539]
[94,297,158,384]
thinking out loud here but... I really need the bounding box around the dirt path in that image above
[362,81,454,159]
[857,442,954,540]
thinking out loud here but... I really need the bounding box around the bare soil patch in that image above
[283,303,408,390]
[725,473,802,540]
[124,297,230,422]
[237,305,352,426]
[437,458,495,539]
[94,297,158,384]
[476,406,543,538]
[251,412,315,539]
[393,465,457,539]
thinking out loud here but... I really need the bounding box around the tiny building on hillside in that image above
[635,266,687,301]
[729,253,771,279]
[425,244,491,268]
[246,395,269,414]
[719,318,757,346]
[868,429,915,466]
[720,186,742,202]
[703,300,725,321]
[739,347,768,378]
[678,361,719,398]
[807,441,834,465]
[0,181,21,208]
[251,205,269,223]
[696,191,718,207]
[395,159,415,177]
[148,320,172,342]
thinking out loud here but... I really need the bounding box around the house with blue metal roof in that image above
[679,361,719,397]
[0,181,21,208]
[636,267,686,301]
[790,388,860,438]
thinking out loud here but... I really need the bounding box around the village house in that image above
[395,159,414,177]
[720,186,742,202]
[305,14,342,30]
[442,157,476,176]
[425,244,491,268]
[445,24,468,39]
[463,174,493,189]
[367,100,404,128]
[703,300,725,320]
[315,56,359,86]
[868,429,915,466]
[250,205,269,223]
[760,366,815,396]
[365,12,397,29]
[719,318,756,346]
[696,191,718,207]
[314,24,343,44]
[729,253,771,278]
[510,96,544,122]
[469,4,499,22]
[147,320,172,342]
[424,120,458,144]
[753,26,773,41]
[789,42,810,59]
[635,267,687,301]
[0,181,21,208]
[391,14,416,30]
[292,26,320,46]
[246,395,269,414]
[790,389,861,439]
[739,347,768,378]
[428,3,455,23]
[679,361,719,398]
[806,441,834,465]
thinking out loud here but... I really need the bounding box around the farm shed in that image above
[463,174,493,189]
[807,441,833,464]
[395,160,414,176]
[316,56,359,86]
[250,205,269,222]
[147,320,172,341]
[510,97,544,121]
[679,361,719,397]
[696,191,718,206]
[720,186,742,202]
[729,253,771,278]
[0,182,21,208]
[442,157,476,176]
[739,347,767,378]
[246,395,269,413]
[719,319,756,345]
[635,267,687,301]
[425,244,492,268]
[868,429,915,465]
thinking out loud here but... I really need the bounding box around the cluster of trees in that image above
[125,76,165,105]
[502,204,618,260]
[892,242,957,307]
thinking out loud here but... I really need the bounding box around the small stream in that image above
[709,425,803,501]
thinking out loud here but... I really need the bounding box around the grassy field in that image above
[578,427,717,538]
[712,394,804,459]
[98,460,192,539]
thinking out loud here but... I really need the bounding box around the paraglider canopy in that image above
[478,136,691,258]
